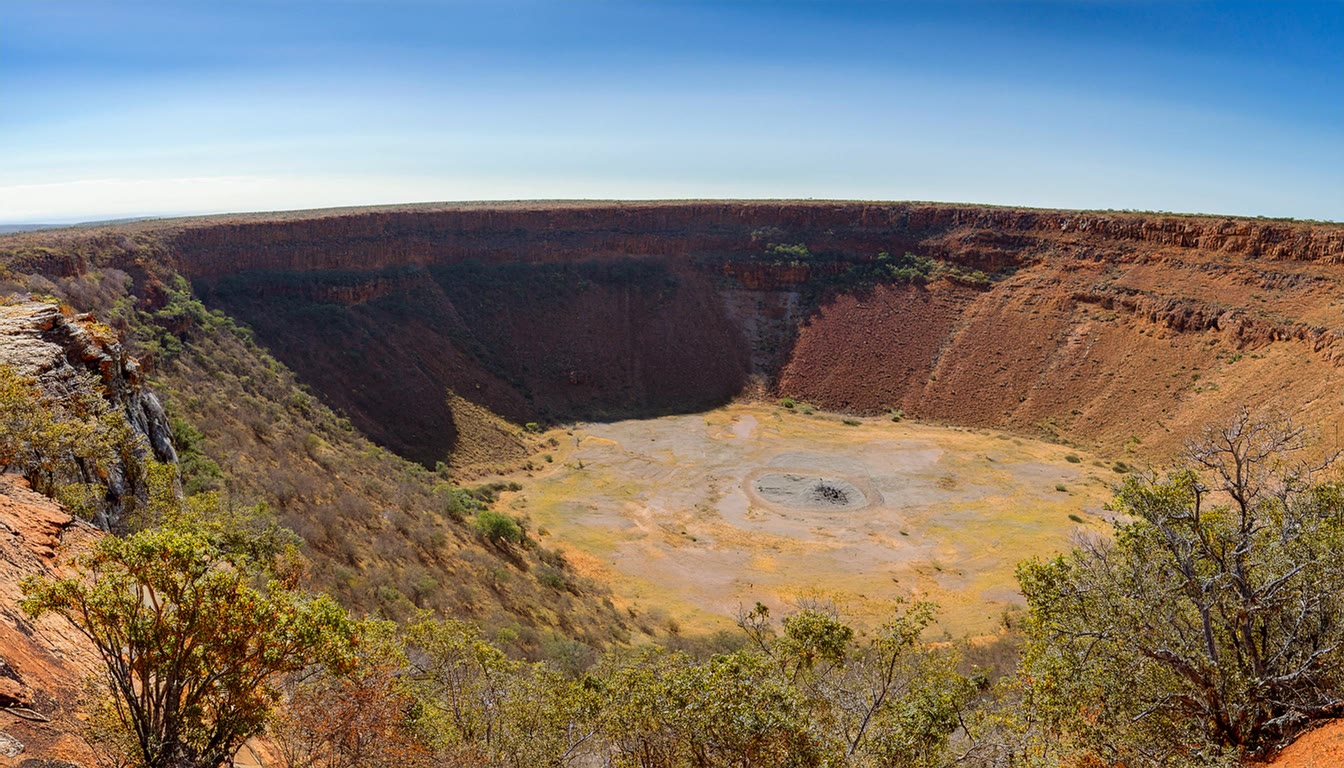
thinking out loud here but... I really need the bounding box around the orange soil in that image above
[1264,720,1344,768]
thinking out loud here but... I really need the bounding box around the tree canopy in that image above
[21,520,356,768]
[1015,409,1344,765]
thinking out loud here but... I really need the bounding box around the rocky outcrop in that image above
[0,302,178,525]
[13,202,1338,281]
[0,478,100,768]
[1072,287,1344,365]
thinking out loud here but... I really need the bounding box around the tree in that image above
[402,615,519,759]
[492,664,602,768]
[20,524,356,768]
[736,601,853,684]
[598,645,829,768]
[736,600,975,767]
[366,616,601,767]
[1016,409,1344,764]
[832,603,976,767]
[272,620,432,768]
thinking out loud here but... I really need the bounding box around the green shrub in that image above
[467,481,522,506]
[474,511,523,545]
[935,263,993,288]
[536,566,568,591]
[766,242,811,261]
[538,547,568,569]
[444,487,482,520]
[171,417,224,494]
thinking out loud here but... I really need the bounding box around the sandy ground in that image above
[1263,720,1344,767]
[505,403,1120,637]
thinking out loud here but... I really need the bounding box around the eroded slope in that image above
[0,479,101,767]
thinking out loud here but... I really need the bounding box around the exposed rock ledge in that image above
[0,302,178,526]
[0,477,100,767]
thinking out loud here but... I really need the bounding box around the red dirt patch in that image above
[1263,720,1344,768]
[779,281,971,411]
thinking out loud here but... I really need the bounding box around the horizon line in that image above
[5,198,1342,233]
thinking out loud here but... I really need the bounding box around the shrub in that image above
[536,566,568,591]
[21,523,356,768]
[1017,410,1344,762]
[474,511,523,546]
[0,366,131,499]
[766,242,812,261]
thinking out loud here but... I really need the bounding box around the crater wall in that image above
[5,201,1342,464]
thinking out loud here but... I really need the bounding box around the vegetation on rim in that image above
[1011,410,1344,764]
[21,517,357,768]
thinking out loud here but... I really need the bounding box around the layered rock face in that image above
[163,202,1344,279]
[0,479,100,767]
[6,201,1344,463]
[0,302,178,524]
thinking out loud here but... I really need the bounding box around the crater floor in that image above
[505,403,1122,636]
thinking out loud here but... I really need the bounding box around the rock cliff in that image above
[0,302,178,526]
[157,202,1344,278]
[2,201,1342,463]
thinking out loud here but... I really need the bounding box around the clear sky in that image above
[2,1,1340,223]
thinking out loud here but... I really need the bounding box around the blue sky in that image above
[2,1,1340,222]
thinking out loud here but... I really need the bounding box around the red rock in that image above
[0,478,100,767]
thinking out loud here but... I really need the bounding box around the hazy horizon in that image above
[3,1,1340,224]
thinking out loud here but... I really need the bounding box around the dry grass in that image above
[498,403,1118,637]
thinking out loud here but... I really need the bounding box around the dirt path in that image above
[505,404,1121,636]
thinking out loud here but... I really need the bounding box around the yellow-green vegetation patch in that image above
[507,404,1116,637]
